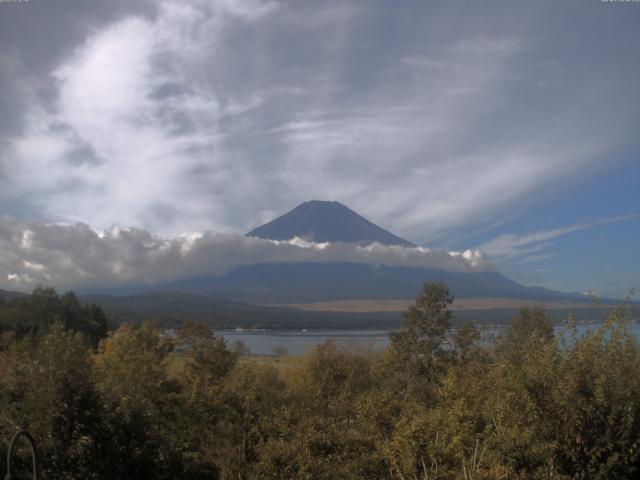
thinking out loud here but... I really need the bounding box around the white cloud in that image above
[0,217,492,291]
[4,0,278,234]
[0,1,638,243]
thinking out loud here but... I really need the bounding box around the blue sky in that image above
[0,0,638,297]
[449,159,640,297]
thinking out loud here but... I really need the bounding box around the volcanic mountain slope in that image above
[247,200,415,246]
[85,200,595,308]
[163,200,578,303]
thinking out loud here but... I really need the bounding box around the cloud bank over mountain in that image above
[0,217,490,291]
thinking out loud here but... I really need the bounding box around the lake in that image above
[220,321,640,356]
[221,329,391,356]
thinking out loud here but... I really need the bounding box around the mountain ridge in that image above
[79,290,401,329]
[79,200,612,305]
[6,200,626,318]
[0,288,29,302]
[160,262,587,304]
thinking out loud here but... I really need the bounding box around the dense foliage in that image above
[1,284,639,479]
[0,287,108,347]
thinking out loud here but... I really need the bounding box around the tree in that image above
[177,320,237,391]
[92,323,184,479]
[256,341,382,479]
[0,288,108,347]
[502,306,554,348]
[231,339,250,356]
[549,306,640,478]
[453,320,481,360]
[0,324,103,479]
[391,282,454,358]
[60,293,109,347]
[387,282,454,401]
[214,363,286,479]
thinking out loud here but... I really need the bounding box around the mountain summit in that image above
[247,200,415,247]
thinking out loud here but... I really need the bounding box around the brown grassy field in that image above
[265,297,599,313]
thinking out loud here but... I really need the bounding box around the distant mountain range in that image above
[248,200,415,246]
[0,289,28,302]
[87,200,600,305]
[78,289,620,330]
[157,201,585,304]
[6,201,625,328]
[161,262,584,304]
[2,286,628,331]
[78,290,401,330]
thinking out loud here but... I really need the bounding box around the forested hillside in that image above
[1,285,639,479]
[80,290,402,330]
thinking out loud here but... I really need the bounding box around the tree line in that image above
[1,284,639,479]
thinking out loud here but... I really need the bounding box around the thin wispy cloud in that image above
[478,214,640,259]
[4,0,278,234]
[0,0,637,242]
[519,253,557,264]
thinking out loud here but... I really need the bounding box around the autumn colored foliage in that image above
[1,284,639,479]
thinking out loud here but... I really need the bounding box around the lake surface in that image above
[221,321,640,356]
[221,329,391,356]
